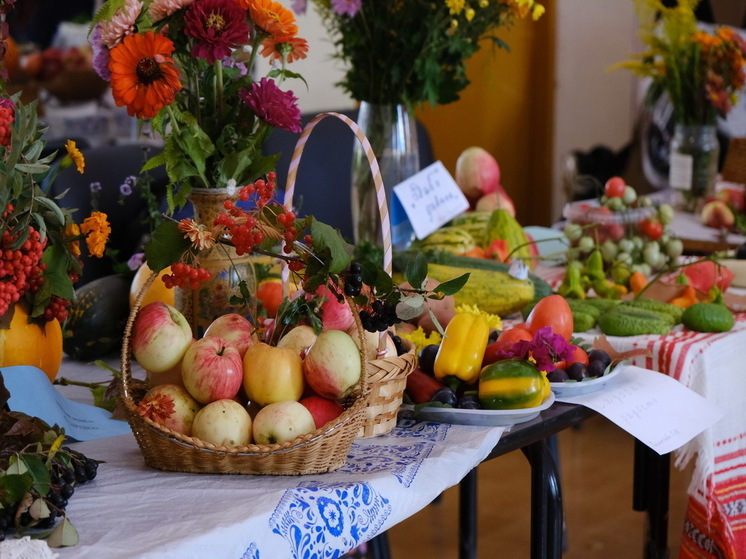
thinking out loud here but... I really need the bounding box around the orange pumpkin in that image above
[0,304,63,383]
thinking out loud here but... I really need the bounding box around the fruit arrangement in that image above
[0,379,99,546]
[560,177,683,297]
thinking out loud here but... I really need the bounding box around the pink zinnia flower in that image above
[331,0,361,17]
[148,0,195,22]
[184,0,250,64]
[98,0,144,49]
[239,77,302,133]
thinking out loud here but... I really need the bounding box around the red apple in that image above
[181,336,244,404]
[203,313,255,358]
[303,330,362,400]
[135,384,201,436]
[242,342,305,406]
[316,284,355,331]
[132,302,193,373]
[455,146,501,202]
[252,400,316,445]
[191,399,252,447]
[701,200,735,230]
[300,395,344,430]
[474,190,516,217]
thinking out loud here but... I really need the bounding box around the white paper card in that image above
[3,365,131,441]
[555,365,724,455]
[393,161,470,239]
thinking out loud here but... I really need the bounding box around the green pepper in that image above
[557,260,586,299]
[584,248,605,282]
[592,277,628,300]
[433,312,490,385]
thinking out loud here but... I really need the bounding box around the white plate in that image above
[399,392,555,427]
[550,366,622,397]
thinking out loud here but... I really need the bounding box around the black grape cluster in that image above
[0,447,99,539]
[342,261,364,297]
[360,299,398,333]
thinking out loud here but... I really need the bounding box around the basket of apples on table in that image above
[120,113,452,475]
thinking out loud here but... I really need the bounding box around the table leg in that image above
[633,439,670,559]
[459,467,478,559]
[521,439,563,559]
[367,532,391,559]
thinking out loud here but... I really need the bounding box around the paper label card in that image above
[3,365,131,441]
[555,365,724,455]
[393,161,470,239]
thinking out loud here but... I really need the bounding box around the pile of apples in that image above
[130,299,369,448]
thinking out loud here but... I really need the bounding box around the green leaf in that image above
[0,474,33,506]
[435,273,470,296]
[396,293,425,321]
[21,455,51,496]
[144,221,191,272]
[91,385,116,412]
[41,245,76,302]
[14,163,49,174]
[29,497,51,520]
[311,220,351,274]
[46,517,80,547]
[405,252,428,290]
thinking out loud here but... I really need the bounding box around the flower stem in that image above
[214,60,224,123]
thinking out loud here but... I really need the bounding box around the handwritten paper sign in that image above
[393,161,470,239]
[3,365,131,441]
[555,365,724,455]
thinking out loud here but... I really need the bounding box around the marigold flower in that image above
[184,0,250,64]
[65,140,85,174]
[108,31,183,119]
[241,0,298,38]
[178,218,217,250]
[63,223,82,257]
[136,392,176,424]
[80,212,111,258]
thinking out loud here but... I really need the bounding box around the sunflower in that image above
[108,31,183,119]
[241,0,298,38]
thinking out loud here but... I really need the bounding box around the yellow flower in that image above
[64,140,85,174]
[80,211,111,258]
[63,223,82,257]
[445,0,465,15]
[399,326,442,354]
[455,304,502,330]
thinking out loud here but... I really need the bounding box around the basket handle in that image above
[282,112,394,355]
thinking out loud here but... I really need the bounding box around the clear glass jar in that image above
[351,102,420,249]
[668,124,719,212]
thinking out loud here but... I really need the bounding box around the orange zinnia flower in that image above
[240,0,298,38]
[260,36,308,64]
[108,31,182,119]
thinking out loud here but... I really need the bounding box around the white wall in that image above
[552,0,639,221]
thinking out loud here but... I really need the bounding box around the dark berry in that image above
[567,362,589,381]
[547,368,570,383]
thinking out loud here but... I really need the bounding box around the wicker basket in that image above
[120,232,369,476]
[283,112,416,438]
[722,137,746,185]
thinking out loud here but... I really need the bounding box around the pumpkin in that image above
[0,303,63,383]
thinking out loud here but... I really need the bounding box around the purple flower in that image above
[239,78,302,133]
[496,326,575,373]
[120,183,133,196]
[89,181,102,193]
[291,0,307,14]
[128,252,145,271]
[90,25,112,82]
[331,0,361,17]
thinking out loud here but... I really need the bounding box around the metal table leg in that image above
[367,532,391,559]
[522,439,563,559]
[633,439,670,559]
[459,467,478,559]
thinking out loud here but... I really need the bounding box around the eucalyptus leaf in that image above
[14,163,49,174]
[396,293,425,321]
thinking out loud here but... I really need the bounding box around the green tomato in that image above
[616,251,633,266]
[563,223,583,241]
[577,235,595,253]
[606,197,625,212]
[631,263,652,276]
[644,241,660,256]
[658,204,675,226]
[601,240,618,262]
[622,186,638,205]
[666,238,684,260]
[637,195,653,207]
[618,238,634,254]
[631,235,644,252]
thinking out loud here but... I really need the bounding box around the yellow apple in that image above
[242,342,305,406]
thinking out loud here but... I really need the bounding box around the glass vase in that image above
[174,188,257,338]
[351,102,419,249]
[668,124,719,212]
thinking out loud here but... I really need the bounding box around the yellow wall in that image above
[416,2,556,227]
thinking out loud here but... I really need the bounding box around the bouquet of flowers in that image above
[294,0,545,107]
[616,0,746,126]
[90,0,309,212]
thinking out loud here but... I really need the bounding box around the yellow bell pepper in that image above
[433,311,490,385]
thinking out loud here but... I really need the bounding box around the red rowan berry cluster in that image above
[43,296,71,323]
[0,217,48,317]
[0,103,14,147]
[162,262,211,289]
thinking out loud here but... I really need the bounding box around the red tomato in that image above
[482,326,533,366]
[640,218,664,241]
[555,345,589,370]
[604,176,626,198]
[525,294,573,341]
